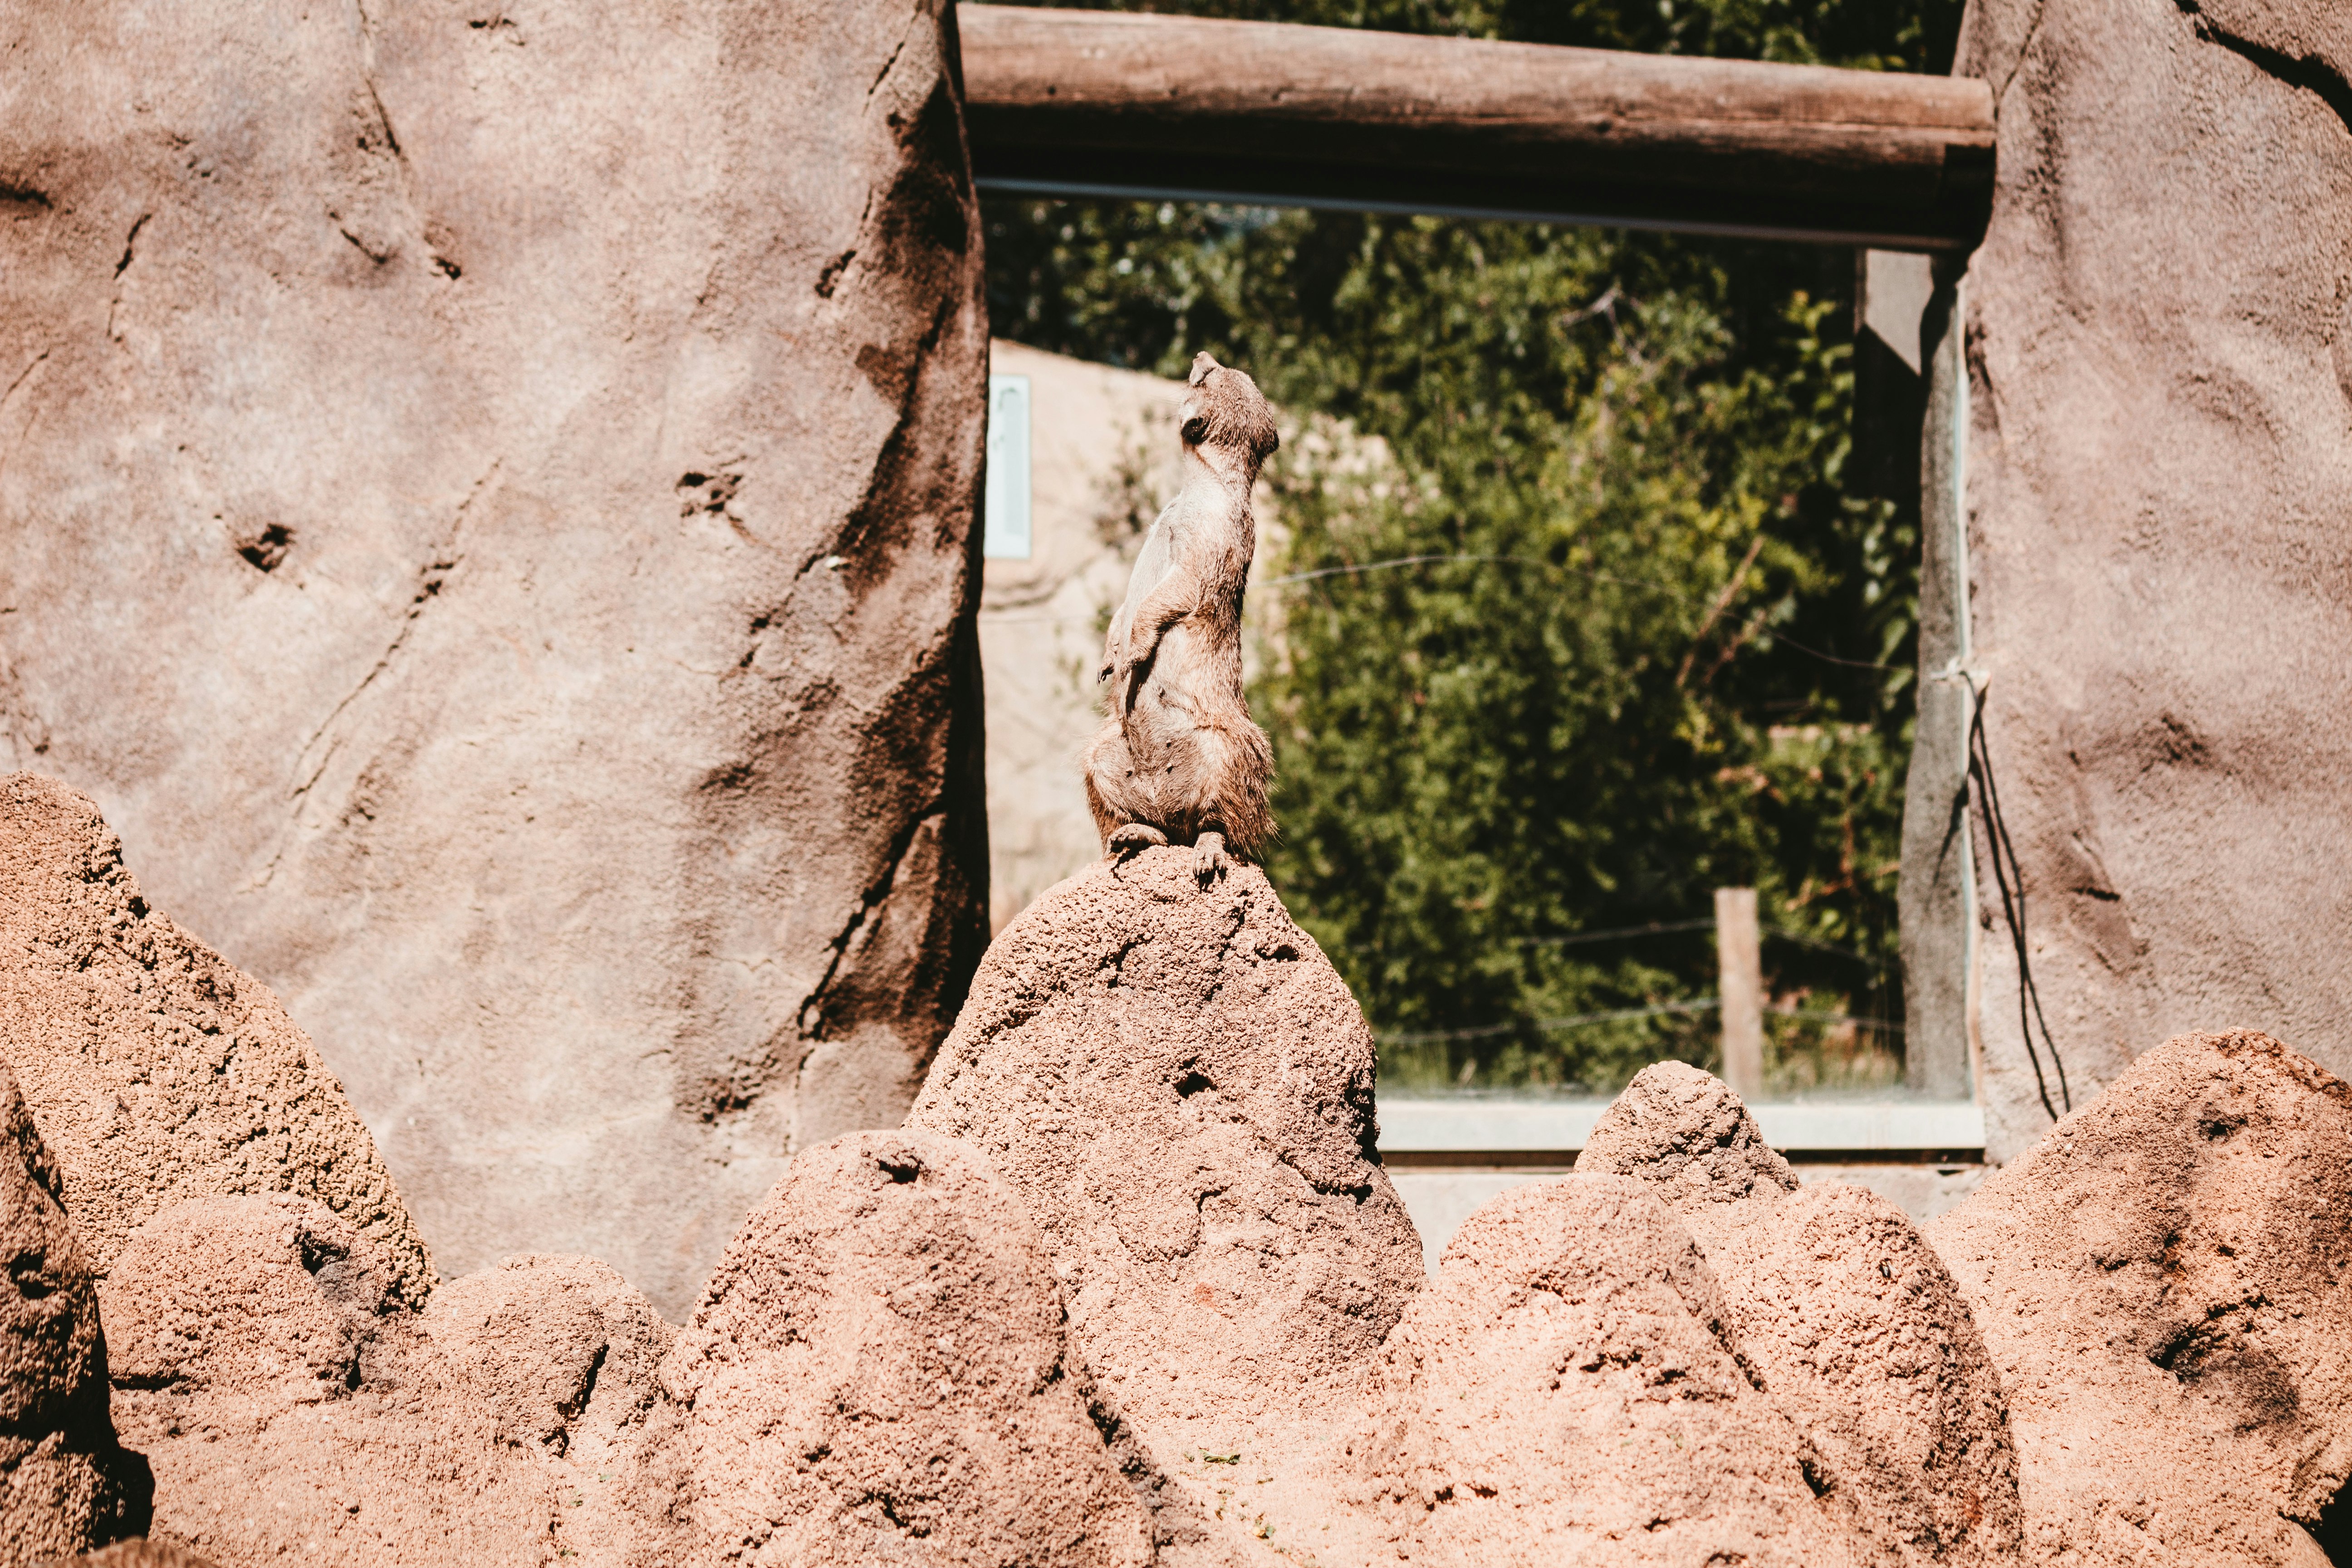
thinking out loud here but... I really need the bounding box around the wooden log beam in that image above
[958,5,1994,251]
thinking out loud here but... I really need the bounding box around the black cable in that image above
[1965,681,2071,1120]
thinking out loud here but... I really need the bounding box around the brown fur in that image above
[1084,353,1280,882]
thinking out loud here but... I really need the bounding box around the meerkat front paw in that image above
[1108,823,1169,859]
[1193,831,1229,884]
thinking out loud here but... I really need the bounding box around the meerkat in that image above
[1084,351,1281,883]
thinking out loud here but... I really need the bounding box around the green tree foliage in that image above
[982,0,1962,1093]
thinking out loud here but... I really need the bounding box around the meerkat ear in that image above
[1181,414,1210,445]
[1188,351,1220,387]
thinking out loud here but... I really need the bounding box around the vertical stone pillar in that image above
[1897,259,1977,1104]
[1950,0,2352,1160]
[0,0,989,1317]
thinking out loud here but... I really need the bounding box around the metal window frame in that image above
[960,7,1989,1157]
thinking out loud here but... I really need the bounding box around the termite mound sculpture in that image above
[1084,352,1282,884]
[13,774,2352,1567]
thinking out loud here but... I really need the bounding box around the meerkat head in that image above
[1179,352,1280,475]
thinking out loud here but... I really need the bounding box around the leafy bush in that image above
[982,0,1961,1093]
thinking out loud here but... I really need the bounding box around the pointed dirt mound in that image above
[0,776,430,1304]
[100,1196,567,1565]
[1705,1183,2022,1566]
[906,849,1422,1430]
[643,1128,1152,1568]
[103,1195,675,1564]
[1586,1061,2023,1565]
[1348,1173,1865,1568]
[1579,1058,1798,1229]
[1932,1029,2352,1567]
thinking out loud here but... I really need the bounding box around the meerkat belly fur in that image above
[1085,352,1280,882]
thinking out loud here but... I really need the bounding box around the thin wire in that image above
[1262,552,1904,673]
[1767,1003,1906,1035]
[1264,551,1683,599]
[1763,927,1889,967]
[1517,917,1716,947]
[1376,995,1901,1046]
[1760,633,1905,673]
[1513,916,1886,970]
[1379,996,1719,1045]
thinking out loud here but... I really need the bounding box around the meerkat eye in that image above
[1182,415,1210,444]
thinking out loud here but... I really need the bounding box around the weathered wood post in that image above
[1716,887,1765,1100]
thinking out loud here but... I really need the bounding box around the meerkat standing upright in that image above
[1085,351,1281,883]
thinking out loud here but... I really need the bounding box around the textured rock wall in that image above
[1954,0,2352,1158]
[0,0,990,1315]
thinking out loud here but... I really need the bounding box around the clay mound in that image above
[1347,1173,1862,1567]
[1579,1058,1799,1230]
[0,1064,147,1567]
[99,1196,571,1566]
[1583,1063,2022,1563]
[421,1253,673,1457]
[1705,1183,2022,1566]
[645,1128,1152,1568]
[423,1254,676,1560]
[906,849,1423,1429]
[0,776,430,1305]
[40,1546,218,1568]
[1932,1029,2352,1567]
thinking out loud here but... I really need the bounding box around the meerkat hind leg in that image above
[1194,830,1229,884]
[1108,822,1169,858]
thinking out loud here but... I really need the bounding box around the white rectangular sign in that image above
[983,373,1032,560]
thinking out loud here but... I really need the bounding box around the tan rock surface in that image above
[101,1197,568,1566]
[1348,1174,1863,1567]
[0,775,430,1304]
[640,1128,1151,1568]
[1931,1029,2352,1566]
[1706,1184,2022,1566]
[1578,1058,1801,1245]
[1584,1061,2023,1564]
[1951,0,2352,1159]
[0,0,988,1318]
[41,1545,219,1568]
[908,849,1421,1426]
[0,1064,145,1567]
